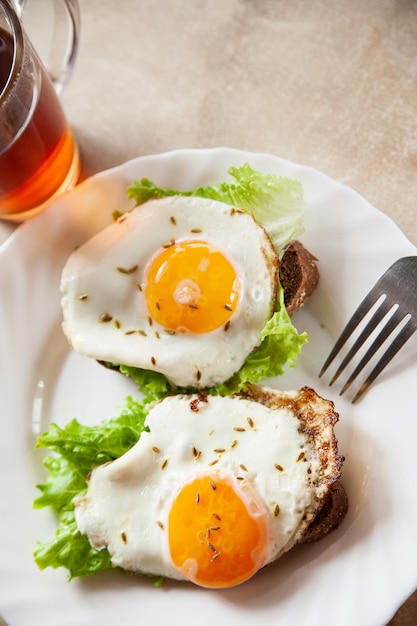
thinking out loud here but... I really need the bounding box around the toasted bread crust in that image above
[301,481,349,543]
[280,240,320,316]
[241,385,347,546]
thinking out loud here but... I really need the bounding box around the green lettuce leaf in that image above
[33,396,150,579]
[127,162,305,256]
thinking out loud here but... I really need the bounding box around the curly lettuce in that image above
[33,396,153,580]
[127,162,305,257]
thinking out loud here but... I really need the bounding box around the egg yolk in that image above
[145,240,240,333]
[168,473,270,588]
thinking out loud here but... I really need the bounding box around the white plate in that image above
[1,148,417,626]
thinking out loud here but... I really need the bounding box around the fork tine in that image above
[320,257,417,401]
[338,306,407,395]
[319,286,387,378]
[351,320,417,403]
[328,296,393,385]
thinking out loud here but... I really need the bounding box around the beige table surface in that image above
[1,1,417,624]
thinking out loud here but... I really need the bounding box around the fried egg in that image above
[60,195,278,388]
[74,387,343,588]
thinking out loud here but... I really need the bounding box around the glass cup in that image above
[0,0,81,221]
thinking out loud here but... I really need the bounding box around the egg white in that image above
[74,391,327,583]
[60,195,278,388]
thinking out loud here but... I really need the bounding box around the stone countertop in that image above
[68,0,417,248]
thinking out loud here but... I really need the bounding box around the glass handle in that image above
[11,0,80,94]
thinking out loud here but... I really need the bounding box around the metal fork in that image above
[319,256,417,403]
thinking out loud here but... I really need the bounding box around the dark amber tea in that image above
[0,1,80,220]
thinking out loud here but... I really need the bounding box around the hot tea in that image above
[0,27,80,218]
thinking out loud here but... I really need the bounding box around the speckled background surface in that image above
[65,0,417,248]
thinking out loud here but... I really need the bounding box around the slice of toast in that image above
[280,240,320,316]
